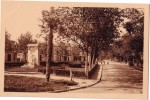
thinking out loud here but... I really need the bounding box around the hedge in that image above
[53,69,85,78]
[37,63,99,79]
[37,66,63,74]
[5,62,26,67]
[40,61,69,66]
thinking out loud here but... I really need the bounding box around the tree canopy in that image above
[17,31,37,53]
[110,8,144,63]
[5,30,15,52]
[39,7,144,79]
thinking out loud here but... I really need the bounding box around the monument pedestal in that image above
[21,63,35,68]
[22,44,40,68]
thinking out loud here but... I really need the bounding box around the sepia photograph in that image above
[0,1,149,99]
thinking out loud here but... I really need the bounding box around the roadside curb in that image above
[48,64,103,93]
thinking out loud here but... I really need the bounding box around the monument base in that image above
[21,63,35,68]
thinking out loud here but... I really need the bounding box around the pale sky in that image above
[2,1,54,42]
[2,1,143,43]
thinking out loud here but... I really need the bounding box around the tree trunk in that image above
[91,55,95,69]
[46,28,53,82]
[89,52,92,71]
[88,52,92,70]
[85,51,89,79]
[24,52,26,62]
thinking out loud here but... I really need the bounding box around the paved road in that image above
[69,61,143,93]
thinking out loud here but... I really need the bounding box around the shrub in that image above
[72,70,85,77]
[54,69,70,76]
[68,62,82,68]
[37,67,54,74]
[37,67,46,74]
[5,62,26,67]
[53,69,85,78]
[128,61,134,66]
[40,61,69,66]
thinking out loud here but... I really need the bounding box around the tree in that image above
[59,7,122,78]
[5,30,18,53]
[110,8,144,65]
[39,7,61,82]
[5,30,12,51]
[39,7,123,78]
[123,8,144,65]
[17,31,37,61]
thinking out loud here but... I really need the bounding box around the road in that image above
[69,61,143,93]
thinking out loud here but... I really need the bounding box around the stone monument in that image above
[24,44,40,68]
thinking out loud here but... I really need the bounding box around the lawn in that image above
[4,75,78,92]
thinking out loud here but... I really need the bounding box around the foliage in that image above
[59,7,123,63]
[17,31,37,53]
[5,31,16,52]
[124,8,144,59]
[39,7,63,81]
[39,7,123,78]
[111,8,144,63]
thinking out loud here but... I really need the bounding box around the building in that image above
[39,44,86,63]
[5,40,27,63]
[5,40,17,63]
[5,42,86,67]
[16,53,26,62]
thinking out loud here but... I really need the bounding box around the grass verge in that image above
[4,75,78,92]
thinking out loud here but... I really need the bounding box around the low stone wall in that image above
[88,63,98,78]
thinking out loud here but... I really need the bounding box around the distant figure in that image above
[107,61,109,64]
[103,60,105,64]
[70,69,74,81]
[101,61,102,65]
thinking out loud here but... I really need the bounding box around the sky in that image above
[2,1,144,43]
[2,1,53,42]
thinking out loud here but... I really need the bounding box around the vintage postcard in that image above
[0,1,149,100]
